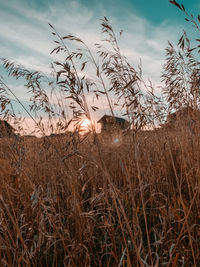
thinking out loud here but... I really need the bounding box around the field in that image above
[0,1,200,265]
[0,126,199,266]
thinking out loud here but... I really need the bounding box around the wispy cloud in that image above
[0,0,181,74]
[0,0,183,128]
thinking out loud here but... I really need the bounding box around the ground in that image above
[0,127,199,266]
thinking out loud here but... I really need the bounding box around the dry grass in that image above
[0,1,200,265]
[0,127,199,266]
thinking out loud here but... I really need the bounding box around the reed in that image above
[0,1,199,266]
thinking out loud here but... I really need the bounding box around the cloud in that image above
[0,0,181,81]
[0,0,184,130]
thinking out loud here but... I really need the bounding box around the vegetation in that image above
[0,0,199,266]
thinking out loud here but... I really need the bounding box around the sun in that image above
[78,118,92,133]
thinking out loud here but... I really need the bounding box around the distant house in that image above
[164,106,200,131]
[0,120,16,137]
[97,115,129,131]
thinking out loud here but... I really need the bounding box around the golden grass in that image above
[1,3,200,265]
[0,127,199,266]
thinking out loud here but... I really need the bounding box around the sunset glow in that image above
[78,118,92,133]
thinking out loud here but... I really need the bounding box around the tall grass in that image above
[0,1,199,266]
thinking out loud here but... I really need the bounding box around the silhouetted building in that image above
[164,106,200,131]
[0,120,16,137]
[98,115,129,131]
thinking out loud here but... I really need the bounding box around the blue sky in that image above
[0,0,199,132]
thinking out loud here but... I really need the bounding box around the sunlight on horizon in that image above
[78,118,92,134]
[12,116,102,137]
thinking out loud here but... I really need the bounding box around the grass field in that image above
[0,1,200,265]
[0,126,199,266]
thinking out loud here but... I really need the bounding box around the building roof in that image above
[97,115,128,124]
[168,107,200,120]
[0,120,16,137]
[164,106,200,129]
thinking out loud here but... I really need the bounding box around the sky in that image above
[0,0,199,134]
